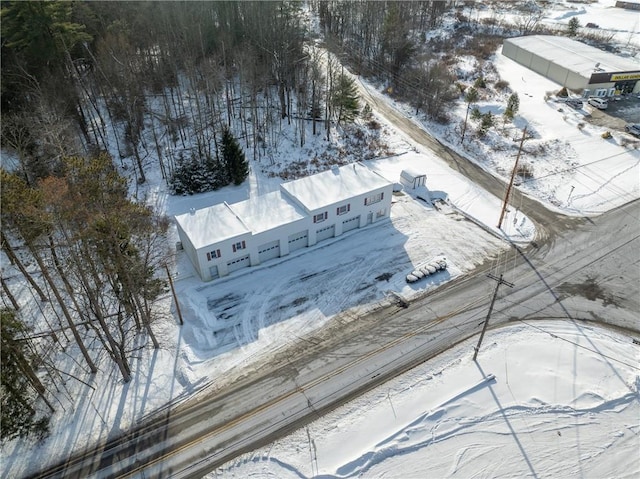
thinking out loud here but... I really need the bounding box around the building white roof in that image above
[228,190,306,234]
[175,203,249,249]
[401,168,426,180]
[505,35,640,78]
[280,162,391,212]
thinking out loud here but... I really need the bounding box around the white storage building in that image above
[175,162,393,281]
[502,35,640,96]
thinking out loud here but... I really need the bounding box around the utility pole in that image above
[165,264,184,325]
[498,126,527,229]
[473,273,514,361]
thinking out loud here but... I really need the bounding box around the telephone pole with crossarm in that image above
[473,273,514,361]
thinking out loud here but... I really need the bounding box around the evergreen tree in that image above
[567,17,580,37]
[473,76,486,89]
[221,128,249,185]
[1,308,51,441]
[331,74,360,125]
[461,86,478,143]
[477,111,495,137]
[503,92,520,123]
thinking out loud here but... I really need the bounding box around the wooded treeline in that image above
[1,0,458,441]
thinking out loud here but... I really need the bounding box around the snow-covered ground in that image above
[212,321,640,478]
[2,2,639,477]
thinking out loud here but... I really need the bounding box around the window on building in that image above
[364,192,384,206]
[232,240,246,252]
[376,208,386,218]
[336,204,351,215]
[207,249,222,261]
[313,212,328,223]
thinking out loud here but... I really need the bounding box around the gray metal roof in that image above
[504,35,639,78]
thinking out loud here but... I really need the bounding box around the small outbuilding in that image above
[502,35,640,96]
[400,169,427,190]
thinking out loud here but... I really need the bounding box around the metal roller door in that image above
[342,215,360,233]
[288,231,308,252]
[258,240,280,262]
[227,255,250,273]
[316,224,335,242]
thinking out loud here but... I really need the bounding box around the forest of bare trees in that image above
[0,0,462,440]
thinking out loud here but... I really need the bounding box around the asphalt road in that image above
[29,88,640,479]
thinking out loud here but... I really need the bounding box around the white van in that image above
[588,97,608,110]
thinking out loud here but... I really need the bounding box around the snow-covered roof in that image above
[228,190,306,234]
[175,202,249,249]
[504,35,640,78]
[401,169,426,179]
[280,162,392,212]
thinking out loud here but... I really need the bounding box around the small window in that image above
[364,192,384,206]
[336,204,350,215]
[207,249,222,261]
[313,212,327,223]
[376,208,386,218]
[232,241,246,253]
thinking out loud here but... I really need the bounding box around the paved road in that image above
[30,90,640,479]
[47,198,632,479]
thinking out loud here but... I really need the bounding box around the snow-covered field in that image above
[212,321,640,478]
[2,2,639,477]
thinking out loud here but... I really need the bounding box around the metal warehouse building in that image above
[502,35,640,96]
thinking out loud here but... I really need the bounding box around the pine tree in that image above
[567,17,580,37]
[330,74,360,125]
[461,86,478,144]
[1,308,51,441]
[477,111,495,137]
[503,92,520,123]
[221,128,249,185]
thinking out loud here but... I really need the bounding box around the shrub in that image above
[601,131,612,139]
[474,76,486,88]
[517,163,534,179]
[495,79,510,90]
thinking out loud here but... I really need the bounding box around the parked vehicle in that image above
[588,97,608,110]
[566,99,583,109]
[625,124,640,137]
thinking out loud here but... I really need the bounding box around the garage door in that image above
[258,240,280,262]
[227,255,250,273]
[342,215,360,233]
[288,231,308,252]
[209,265,219,279]
[316,224,335,243]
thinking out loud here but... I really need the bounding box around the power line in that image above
[517,319,640,370]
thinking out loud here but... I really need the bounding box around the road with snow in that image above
[29,78,640,479]
[28,61,639,479]
[31,182,639,478]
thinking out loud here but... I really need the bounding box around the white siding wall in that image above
[186,180,393,281]
[176,222,202,279]
[197,232,252,280]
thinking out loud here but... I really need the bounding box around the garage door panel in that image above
[316,225,335,242]
[342,215,360,233]
[288,231,308,252]
[258,240,280,262]
[227,255,250,273]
